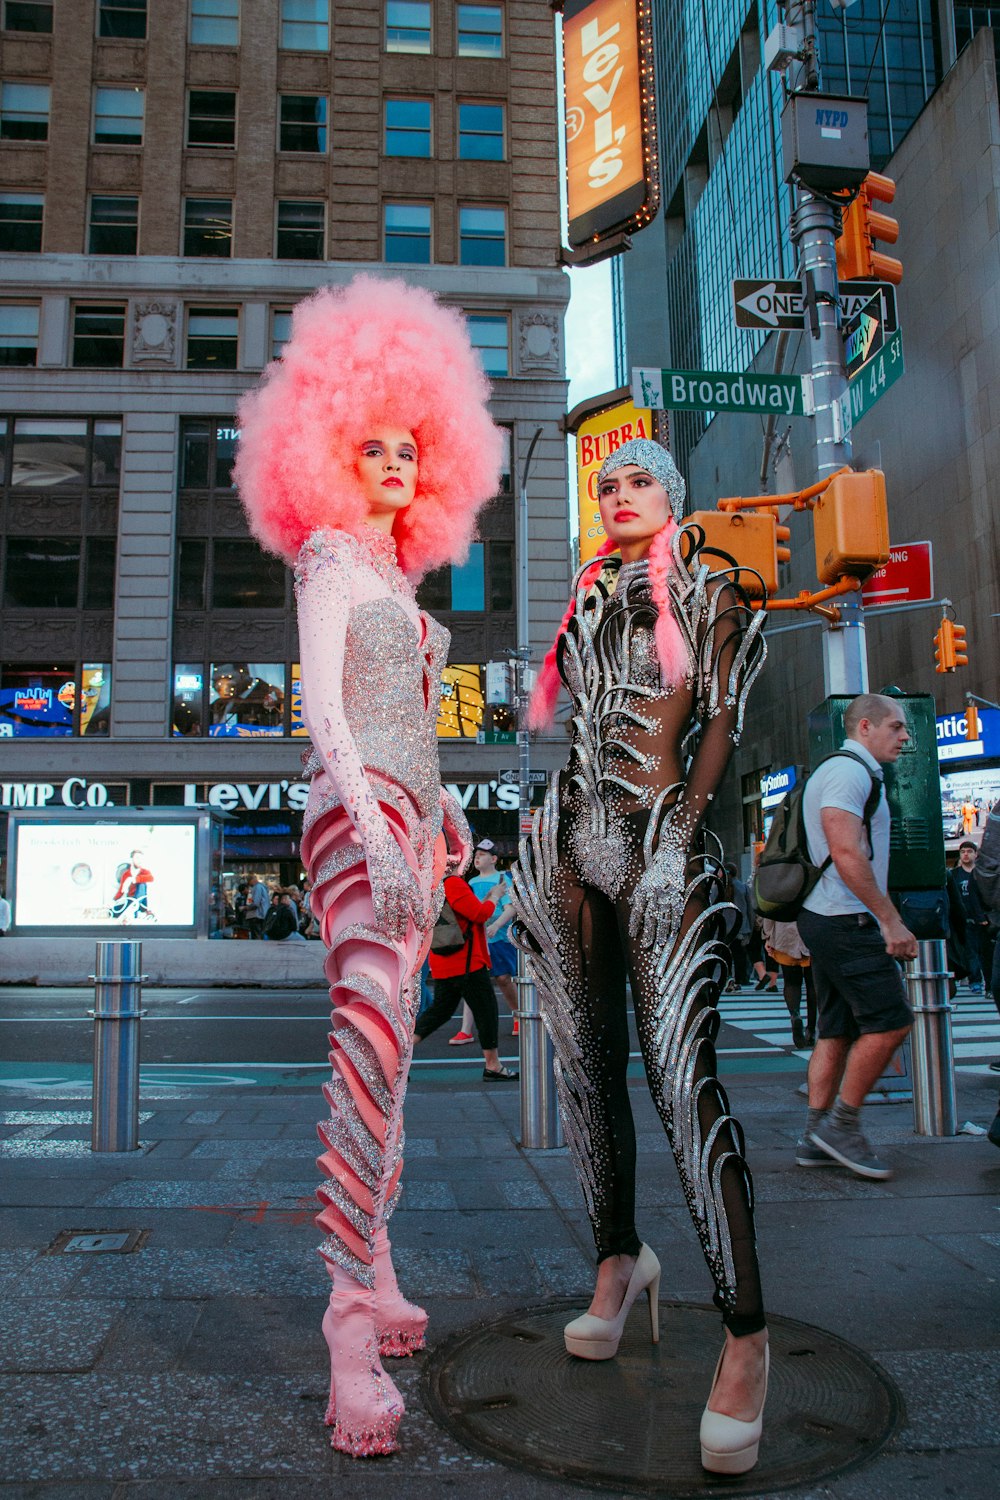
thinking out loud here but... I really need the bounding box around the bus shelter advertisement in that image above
[937,708,1000,845]
[12,821,197,929]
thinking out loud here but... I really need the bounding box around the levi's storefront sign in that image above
[563,0,659,251]
[574,395,656,562]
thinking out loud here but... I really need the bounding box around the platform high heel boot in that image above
[564,1244,661,1360]
[374,1227,428,1356]
[322,1264,404,1456]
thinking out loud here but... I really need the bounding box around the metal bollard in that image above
[90,941,145,1152]
[906,938,958,1137]
[517,962,562,1150]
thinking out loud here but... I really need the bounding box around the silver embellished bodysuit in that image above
[511,528,768,1332]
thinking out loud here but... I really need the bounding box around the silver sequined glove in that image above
[629,839,688,953]
[368,833,426,945]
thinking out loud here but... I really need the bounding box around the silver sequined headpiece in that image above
[596,439,686,520]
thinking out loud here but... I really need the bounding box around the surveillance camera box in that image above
[781,92,869,192]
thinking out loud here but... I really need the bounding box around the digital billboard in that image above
[10,820,198,930]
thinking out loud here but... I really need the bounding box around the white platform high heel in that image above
[699,1341,769,1475]
[563,1244,661,1361]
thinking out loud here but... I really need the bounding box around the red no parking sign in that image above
[861,541,933,608]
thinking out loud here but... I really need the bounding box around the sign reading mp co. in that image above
[632,366,805,417]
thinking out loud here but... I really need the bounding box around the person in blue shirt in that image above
[451,838,519,1042]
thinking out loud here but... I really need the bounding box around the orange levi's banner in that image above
[564,0,656,248]
[576,398,654,562]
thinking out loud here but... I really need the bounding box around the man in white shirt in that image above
[796,693,917,1179]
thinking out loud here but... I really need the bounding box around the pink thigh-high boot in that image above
[304,800,435,1457]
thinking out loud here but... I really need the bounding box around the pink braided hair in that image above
[527,522,691,730]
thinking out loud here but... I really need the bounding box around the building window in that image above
[191,0,239,46]
[0,192,43,252]
[98,1,147,38]
[490,540,513,611]
[186,307,239,368]
[179,416,240,488]
[88,195,138,255]
[183,198,232,257]
[276,200,324,259]
[0,82,50,141]
[385,0,430,53]
[187,90,236,149]
[451,543,485,611]
[93,87,144,145]
[271,308,292,359]
[0,304,38,366]
[384,97,431,157]
[458,102,504,161]
[176,538,207,609]
[280,0,328,50]
[384,202,431,263]
[209,661,285,736]
[0,664,73,736]
[84,538,117,609]
[3,3,53,33]
[459,205,505,266]
[172,664,204,736]
[466,314,509,377]
[3,539,80,608]
[72,304,126,368]
[457,4,502,58]
[8,416,121,488]
[279,93,327,152]
[211,543,287,609]
[496,423,511,492]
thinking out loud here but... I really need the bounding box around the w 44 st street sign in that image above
[732,278,898,333]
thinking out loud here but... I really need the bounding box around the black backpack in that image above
[753,750,882,922]
[430,898,468,956]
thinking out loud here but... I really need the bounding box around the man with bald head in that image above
[796,693,917,1179]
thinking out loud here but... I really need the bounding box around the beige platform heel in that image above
[563,1244,661,1361]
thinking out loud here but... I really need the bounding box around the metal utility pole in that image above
[783,0,869,695]
[516,426,562,1150]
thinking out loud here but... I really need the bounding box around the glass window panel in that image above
[290,662,308,735]
[384,202,431,263]
[386,0,430,53]
[183,198,233,256]
[88,195,138,255]
[451,542,484,610]
[210,538,286,608]
[384,97,431,156]
[214,422,239,486]
[275,200,325,259]
[490,540,513,612]
[210,661,285,736]
[187,311,239,369]
[0,663,75,737]
[280,0,329,50]
[191,0,239,46]
[176,538,207,609]
[0,82,50,140]
[12,417,87,486]
[172,662,205,737]
[271,309,292,359]
[80,663,112,737]
[72,303,126,368]
[0,304,39,367]
[84,537,116,609]
[278,94,327,152]
[458,102,504,160]
[91,419,123,486]
[93,87,144,145]
[4,537,80,607]
[0,192,43,253]
[187,90,236,148]
[466,314,508,376]
[496,424,511,491]
[98,1,147,39]
[457,4,502,58]
[180,419,211,486]
[459,205,505,266]
[415,564,449,613]
[3,3,54,34]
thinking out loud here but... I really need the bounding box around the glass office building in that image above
[613,0,946,474]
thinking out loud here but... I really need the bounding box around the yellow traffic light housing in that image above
[835,172,902,285]
[965,704,980,741]
[934,618,955,673]
[951,621,968,668]
[812,469,890,584]
[686,510,784,597]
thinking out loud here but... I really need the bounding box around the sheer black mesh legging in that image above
[549,832,765,1336]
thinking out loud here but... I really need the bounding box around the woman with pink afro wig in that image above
[236,277,504,1458]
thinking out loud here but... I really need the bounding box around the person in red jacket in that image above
[415,871,519,1082]
[112,849,154,916]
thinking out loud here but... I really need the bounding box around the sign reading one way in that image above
[732,278,899,333]
[632,366,804,416]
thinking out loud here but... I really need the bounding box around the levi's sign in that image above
[633,366,804,417]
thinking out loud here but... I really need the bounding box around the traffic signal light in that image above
[934,618,955,673]
[951,621,968,668]
[965,704,980,741]
[835,172,902,285]
[812,469,890,584]
[687,510,789,596]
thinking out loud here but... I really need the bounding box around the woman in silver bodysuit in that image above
[512,439,770,1475]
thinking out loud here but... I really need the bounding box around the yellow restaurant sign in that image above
[576,398,655,563]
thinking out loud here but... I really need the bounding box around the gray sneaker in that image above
[795,1136,839,1168]
[809,1120,892,1180]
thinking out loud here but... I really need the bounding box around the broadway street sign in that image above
[633,365,804,416]
[733,278,898,333]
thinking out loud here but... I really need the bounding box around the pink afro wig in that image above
[234,276,504,578]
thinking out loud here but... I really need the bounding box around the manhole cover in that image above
[423,1299,904,1497]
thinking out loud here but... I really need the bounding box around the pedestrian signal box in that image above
[812,469,890,584]
[686,510,790,597]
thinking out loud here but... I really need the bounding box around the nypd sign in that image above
[761,765,797,810]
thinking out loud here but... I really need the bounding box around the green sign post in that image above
[632,366,805,417]
[844,327,904,425]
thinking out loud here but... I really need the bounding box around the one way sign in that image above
[733,278,898,333]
